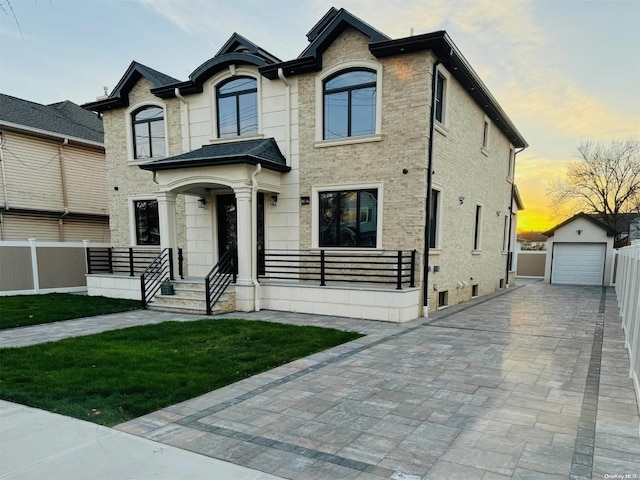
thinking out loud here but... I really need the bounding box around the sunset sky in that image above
[1,0,639,232]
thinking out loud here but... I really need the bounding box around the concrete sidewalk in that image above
[0,400,282,480]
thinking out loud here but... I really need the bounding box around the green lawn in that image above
[0,319,362,426]
[0,294,141,330]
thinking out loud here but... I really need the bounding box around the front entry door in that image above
[216,193,265,275]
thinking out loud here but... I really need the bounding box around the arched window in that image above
[132,106,165,159]
[323,69,376,139]
[216,77,258,137]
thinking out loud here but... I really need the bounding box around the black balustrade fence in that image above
[86,247,183,277]
[259,249,416,289]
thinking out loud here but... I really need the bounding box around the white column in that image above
[234,186,255,311]
[157,192,178,266]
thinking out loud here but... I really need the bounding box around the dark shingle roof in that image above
[0,93,103,144]
[139,138,290,172]
[543,212,618,238]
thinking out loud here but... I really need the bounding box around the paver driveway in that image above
[103,282,640,478]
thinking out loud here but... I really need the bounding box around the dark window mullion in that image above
[347,90,352,136]
[147,121,153,158]
[355,191,361,244]
[235,94,241,136]
[335,192,342,246]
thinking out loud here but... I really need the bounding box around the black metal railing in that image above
[86,246,184,278]
[259,249,416,289]
[205,249,237,315]
[140,248,174,309]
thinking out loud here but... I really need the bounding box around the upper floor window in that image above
[319,189,378,247]
[132,106,165,159]
[323,69,376,139]
[435,72,446,124]
[217,77,258,138]
[482,117,490,152]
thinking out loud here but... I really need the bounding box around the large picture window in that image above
[132,106,165,159]
[323,69,376,139]
[134,199,160,245]
[217,77,258,137]
[319,189,378,247]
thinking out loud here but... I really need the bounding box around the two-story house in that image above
[0,94,109,241]
[83,7,527,321]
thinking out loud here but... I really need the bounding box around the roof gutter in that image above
[424,57,444,314]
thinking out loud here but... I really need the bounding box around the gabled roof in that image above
[260,7,390,80]
[82,61,179,112]
[592,213,640,234]
[139,138,290,173]
[543,212,618,238]
[0,93,104,144]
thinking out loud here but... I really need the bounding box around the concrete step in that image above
[153,294,205,307]
[147,302,209,315]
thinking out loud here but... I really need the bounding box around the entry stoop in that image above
[147,278,236,315]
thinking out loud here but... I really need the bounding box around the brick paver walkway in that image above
[2,281,639,479]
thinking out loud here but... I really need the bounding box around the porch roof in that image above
[138,138,291,172]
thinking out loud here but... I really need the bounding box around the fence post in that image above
[108,247,113,274]
[396,251,403,290]
[320,250,326,286]
[140,275,147,309]
[128,247,134,276]
[169,248,175,280]
[83,240,90,274]
[28,238,39,294]
[86,247,92,274]
[410,250,416,287]
[178,248,184,279]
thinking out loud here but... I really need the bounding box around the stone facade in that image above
[102,79,188,271]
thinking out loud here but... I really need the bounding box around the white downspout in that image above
[277,68,291,164]
[0,132,9,211]
[251,163,262,311]
[58,138,69,241]
[174,88,191,152]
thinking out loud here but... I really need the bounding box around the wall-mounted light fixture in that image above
[459,196,465,205]
[300,196,310,205]
[577,229,583,235]
[269,195,278,206]
[197,198,207,208]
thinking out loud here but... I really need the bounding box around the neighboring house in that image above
[517,231,548,251]
[83,7,527,321]
[0,93,109,242]
[592,213,640,247]
[543,212,617,286]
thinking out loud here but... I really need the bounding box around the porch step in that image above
[146,278,236,315]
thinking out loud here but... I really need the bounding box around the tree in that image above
[549,139,640,238]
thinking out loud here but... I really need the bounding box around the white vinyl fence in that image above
[0,239,110,296]
[614,242,640,404]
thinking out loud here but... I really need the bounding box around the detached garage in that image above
[543,213,617,286]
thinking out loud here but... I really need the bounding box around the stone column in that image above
[233,186,255,311]
[157,191,178,269]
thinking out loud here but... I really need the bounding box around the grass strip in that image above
[0,294,141,330]
[0,319,362,426]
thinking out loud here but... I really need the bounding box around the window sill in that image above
[128,157,166,165]
[501,250,509,255]
[209,134,264,145]
[472,250,482,255]
[314,134,383,148]
[428,249,442,256]
[481,147,489,157]
[437,305,449,311]
[434,122,448,137]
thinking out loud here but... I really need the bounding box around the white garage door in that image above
[551,243,606,285]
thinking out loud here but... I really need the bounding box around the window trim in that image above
[473,203,483,252]
[429,186,443,249]
[434,66,451,131]
[311,182,383,249]
[481,115,491,155]
[128,195,161,247]
[125,101,168,164]
[315,60,383,144]
[209,67,262,140]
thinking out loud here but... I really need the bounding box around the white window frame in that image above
[434,65,451,136]
[481,115,491,156]
[473,203,483,252]
[128,194,161,247]
[429,185,443,251]
[507,145,515,182]
[314,60,383,147]
[125,101,168,164]
[208,66,263,142]
[311,182,383,249]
